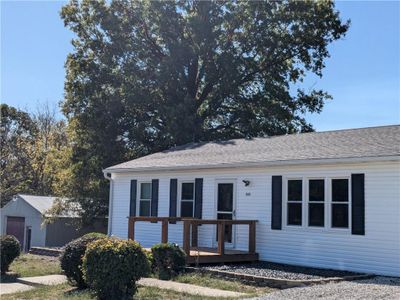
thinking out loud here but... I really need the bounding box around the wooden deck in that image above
[129,217,259,264]
[186,247,258,264]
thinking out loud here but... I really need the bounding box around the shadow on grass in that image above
[1,272,20,283]
[63,286,95,298]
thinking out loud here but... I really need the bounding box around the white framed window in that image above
[179,181,195,217]
[283,176,351,232]
[331,178,350,229]
[138,182,152,217]
[287,179,303,226]
[308,179,325,227]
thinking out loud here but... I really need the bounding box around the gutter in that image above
[102,155,400,174]
[103,172,113,236]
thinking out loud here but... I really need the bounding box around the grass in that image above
[173,272,275,296]
[1,272,275,299]
[1,254,62,282]
[1,283,228,300]
[1,256,274,299]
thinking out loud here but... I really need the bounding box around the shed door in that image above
[6,217,25,249]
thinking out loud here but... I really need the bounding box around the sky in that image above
[1,0,399,131]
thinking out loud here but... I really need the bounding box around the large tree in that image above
[0,104,69,206]
[1,104,37,205]
[60,0,349,216]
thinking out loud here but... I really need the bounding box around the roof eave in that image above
[103,155,400,174]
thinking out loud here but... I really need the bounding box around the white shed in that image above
[1,194,107,250]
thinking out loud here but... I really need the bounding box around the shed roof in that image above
[17,194,78,217]
[105,125,400,172]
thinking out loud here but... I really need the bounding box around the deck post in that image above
[217,222,225,255]
[128,217,135,240]
[248,221,256,254]
[161,220,168,243]
[183,220,191,256]
[191,223,198,247]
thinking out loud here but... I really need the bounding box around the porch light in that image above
[242,180,250,186]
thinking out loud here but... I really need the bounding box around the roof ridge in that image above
[104,124,400,172]
[176,124,400,145]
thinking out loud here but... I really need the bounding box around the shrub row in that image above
[151,242,186,280]
[61,234,187,299]
[60,232,106,288]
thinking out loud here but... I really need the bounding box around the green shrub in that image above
[82,237,150,299]
[0,235,21,274]
[146,251,154,271]
[151,243,186,280]
[60,232,106,288]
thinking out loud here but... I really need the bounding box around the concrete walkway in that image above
[0,275,67,295]
[1,274,245,298]
[17,274,67,286]
[138,277,246,298]
[0,282,35,295]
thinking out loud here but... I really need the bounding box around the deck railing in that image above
[127,216,257,261]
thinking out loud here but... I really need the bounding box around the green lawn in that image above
[2,254,62,282]
[1,255,274,299]
[1,283,231,300]
[174,272,274,296]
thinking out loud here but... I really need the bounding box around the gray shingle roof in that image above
[105,125,400,172]
[18,194,78,217]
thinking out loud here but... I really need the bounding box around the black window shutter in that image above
[169,179,178,217]
[271,176,282,230]
[130,180,137,217]
[194,178,203,219]
[151,179,159,217]
[352,173,365,235]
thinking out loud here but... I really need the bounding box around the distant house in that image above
[103,125,400,276]
[0,194,107,250]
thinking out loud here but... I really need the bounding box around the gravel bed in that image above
[253,276,400,300]
[203,261,363,280]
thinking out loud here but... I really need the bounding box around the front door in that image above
[6,216,25,250]
[216,181,236,248]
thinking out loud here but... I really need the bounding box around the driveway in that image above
[255,276,400,300]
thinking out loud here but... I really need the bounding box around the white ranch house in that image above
[104,125,400,276]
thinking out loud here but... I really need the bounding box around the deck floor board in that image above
[144,246,258,264]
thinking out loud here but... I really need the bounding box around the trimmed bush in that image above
[146,251,154,271]
[151,243,186,280]
[0,235,21,274]
[82,237,150,299]
[60,232,106,288]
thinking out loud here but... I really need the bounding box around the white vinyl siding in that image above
[109,160,400,276]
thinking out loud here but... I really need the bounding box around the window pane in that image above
[287,203,302,225]
[180,201,193,217]
[139,200,150,216]
[309,180,324,202]
[218,184,233,211]
[332,204,348,228]
[181,183,194,200]
[332,179,349,202]
[309,203,324,227]
[288,180,302,201]
[140,183,152,199]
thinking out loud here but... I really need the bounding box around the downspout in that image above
[103,172,113,236]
